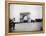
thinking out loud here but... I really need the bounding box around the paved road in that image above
[15,22,42,32]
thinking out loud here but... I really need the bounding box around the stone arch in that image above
[20,12,30,23]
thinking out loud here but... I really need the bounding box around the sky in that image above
[10,4,42,22]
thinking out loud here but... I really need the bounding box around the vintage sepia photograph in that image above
[9,4,43,32]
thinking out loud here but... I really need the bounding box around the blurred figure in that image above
[9,18,15,32]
